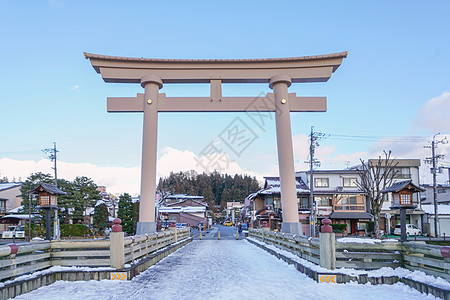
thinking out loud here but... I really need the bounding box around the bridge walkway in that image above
[14,238,436,299]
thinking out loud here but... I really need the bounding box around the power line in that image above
[326,134,428,142]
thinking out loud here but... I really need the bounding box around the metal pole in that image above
[432,137,439,237]
[28,192,32,241]
[309,126,315,237]
[53,142,60,240]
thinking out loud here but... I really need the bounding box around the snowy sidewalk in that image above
[15,240,438,300]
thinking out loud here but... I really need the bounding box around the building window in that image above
[334,195,364,211]
[393,168,411,179]
[265,197,274,207]
[314,178,329,188]
[438,189,447,194]
[343,178,358,187]
[298,197,309,209]
[315,196,331,206]
[0,200,5,213]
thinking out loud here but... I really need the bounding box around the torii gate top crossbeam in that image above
[84,52,347,84]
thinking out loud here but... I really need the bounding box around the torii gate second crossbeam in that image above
[85,52,347,235]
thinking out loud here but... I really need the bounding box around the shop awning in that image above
[329,211,373,220]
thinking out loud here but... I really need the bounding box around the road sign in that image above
[318,274,336,283]
[385,213,391,219]
[110,272,127,281]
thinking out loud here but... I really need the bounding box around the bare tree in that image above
[357,151,399,239]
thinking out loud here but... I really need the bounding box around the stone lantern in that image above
[30,183,66,240]
[383,180,424,241]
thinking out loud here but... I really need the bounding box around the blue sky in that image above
[1,1,449,194]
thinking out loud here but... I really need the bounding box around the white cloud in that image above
[0,147,265,196]
[157,146,263,181]
[48,0,64,7]
[0,158,140,196]
[69,85,80,91]
[413,91,450,132]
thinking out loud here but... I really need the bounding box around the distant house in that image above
[0,183,23,231]
[373,159,424,234]
[0,183,23,215]
[248,170,371,235]
[248,176,308,233]
[158,194,208,227]
[422,204,450,236]
[297,170,371,235]
[421,184,450,205]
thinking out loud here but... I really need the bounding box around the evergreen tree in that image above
[56,178,75,224]
[157,170,261,212]
[70,176,101,224]
[117,193,138,234]
[93,203,109,234]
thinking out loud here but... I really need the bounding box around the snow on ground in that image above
[337,237,400,244]
[0,266,115,289]
[14,240,438,300]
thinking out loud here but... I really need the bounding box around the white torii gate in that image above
[85,52,347,234]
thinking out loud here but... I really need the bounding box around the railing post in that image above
[262,221,269,232]
[319,218,336,270]
[169,222,177,243]
[110,218,125,269]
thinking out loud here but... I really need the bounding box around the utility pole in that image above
[42,142,60,240]
[424,134,448,237]
[305,127,325,237]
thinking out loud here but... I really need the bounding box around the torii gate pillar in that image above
[137,75,163,234]
[270,75,302,234]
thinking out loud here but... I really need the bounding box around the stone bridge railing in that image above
[0,220,190,282]
[249,227,450,281]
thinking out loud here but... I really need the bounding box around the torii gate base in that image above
[85,52,347,235]
[137,222,156,234]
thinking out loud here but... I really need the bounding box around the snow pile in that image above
[337,238,399,244]
[338,238,382,244]
[0,266,114,288]
[248,237,450,290]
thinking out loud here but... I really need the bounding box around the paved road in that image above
[190,224,244,240]
[15,239,436,300]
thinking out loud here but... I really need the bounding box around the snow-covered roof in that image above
[1,214,40,220]
[8,205,23,213]
[166,194,204,200]
[261,176,310,195]
[159,206,206,214]
[166,198,208,207]
[0,183,22,191]
[421,204,450,215]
